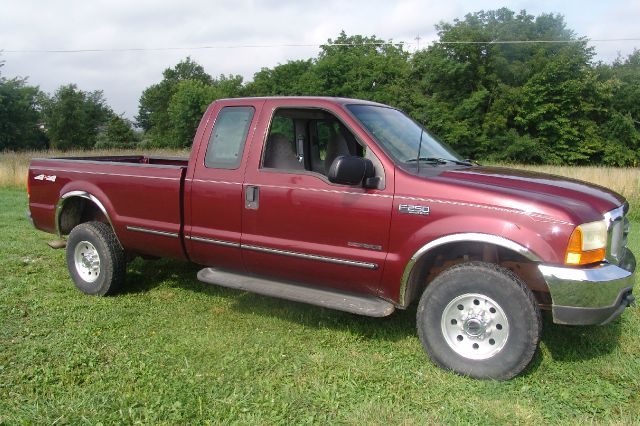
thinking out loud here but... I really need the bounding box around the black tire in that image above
[417,261,541,380]
[66,221,126,296]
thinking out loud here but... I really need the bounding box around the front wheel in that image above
[66,221,126,295]
[417,262,541,380]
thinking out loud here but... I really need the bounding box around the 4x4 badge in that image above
[34,174,57,182]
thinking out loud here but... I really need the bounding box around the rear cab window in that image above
[205,106,255,169]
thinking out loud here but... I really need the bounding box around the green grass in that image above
[1,187,639,424]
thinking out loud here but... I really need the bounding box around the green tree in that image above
[95,115,139,149]
[167,80,217,148]
[409,8,617,164]
[244,32,412,107]
[510,55,610,164]
[0,76,48,150]
[313,32,412,107]
[137,57,213,146]
[135,17,640,166]
[166,75,244,148]
[595,50,640,165]
[608,50,640,119]
[245,60,318,96]
[41,84,111,150]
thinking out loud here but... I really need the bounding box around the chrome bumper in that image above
[538,249,636,325]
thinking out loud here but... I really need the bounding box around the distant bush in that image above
[94,115,140,149]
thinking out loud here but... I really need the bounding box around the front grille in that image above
[605,205,629,264]
[623,216,630,248]
[609,220,624,260]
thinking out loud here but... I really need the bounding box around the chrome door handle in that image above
[245,186,259,210]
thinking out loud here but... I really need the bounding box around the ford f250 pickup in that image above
[28,97,636,380]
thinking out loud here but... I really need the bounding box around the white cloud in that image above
[1,0,637,118]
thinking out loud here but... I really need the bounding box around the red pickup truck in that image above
[28,97,636,380]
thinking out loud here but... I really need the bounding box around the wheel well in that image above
[403,241,551,308]
[58,197,109,236]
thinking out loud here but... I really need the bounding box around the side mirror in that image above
[328,155,376,187]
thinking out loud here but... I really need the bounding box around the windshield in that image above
[346,104,462,164]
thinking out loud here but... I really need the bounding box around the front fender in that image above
[406,213,563,262]
[381,212,572,306]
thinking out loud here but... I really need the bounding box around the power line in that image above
[438,38,640,44]
[1,38,639,54]
[4,43,400,53]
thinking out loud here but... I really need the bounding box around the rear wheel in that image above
[417,261,541,380]
[66,221,125,295]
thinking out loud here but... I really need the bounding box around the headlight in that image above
[565,219,607,265]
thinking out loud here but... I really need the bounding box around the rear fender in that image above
[56,181,118,239]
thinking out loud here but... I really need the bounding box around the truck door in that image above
[185,99,265,270]
[241,101,394,296]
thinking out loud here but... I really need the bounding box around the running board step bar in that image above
[197,268,395,317]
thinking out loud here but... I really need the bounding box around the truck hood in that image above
[429,166,626,224]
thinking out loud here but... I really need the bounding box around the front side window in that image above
[346,105,462,164]
[262,108,362,175]
[205,106,255,169]
[260,107,385,188]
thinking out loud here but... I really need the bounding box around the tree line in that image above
[2,8,639,165]
[0,72,138,151]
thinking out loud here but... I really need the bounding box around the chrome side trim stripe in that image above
[243,244,378,270]
[243,182,393,199]
[191,179,243,185]
[347,241,383,251]
[126,226,179,238]
[128,230,376,269]
[185,235,374,269]
[185,235,241,248]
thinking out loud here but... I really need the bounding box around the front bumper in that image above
[538,249,636,325]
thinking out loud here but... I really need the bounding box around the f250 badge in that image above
[398,204,430,215]
[34,174,57,182]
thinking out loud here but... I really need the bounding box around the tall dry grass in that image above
[2,151,639,205]
[501,164,640,203]
[0,149,188,189]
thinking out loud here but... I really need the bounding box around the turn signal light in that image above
[565,221,607,265]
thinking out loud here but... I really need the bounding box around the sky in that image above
[1,0,639,119]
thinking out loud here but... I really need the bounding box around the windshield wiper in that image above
[406,157,472,166]
[406,157,447,165]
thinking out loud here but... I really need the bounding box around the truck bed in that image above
[28,155,188,260]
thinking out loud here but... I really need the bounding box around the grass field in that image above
[1,187,639,423]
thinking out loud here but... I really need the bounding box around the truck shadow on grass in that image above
[539,312,622,361]
[124,258,623,363]
[124,258,417,342]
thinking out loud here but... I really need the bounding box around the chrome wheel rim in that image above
[74,240,101,283]
[441,293,509,360]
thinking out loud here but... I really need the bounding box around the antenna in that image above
[416,127,424,174]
